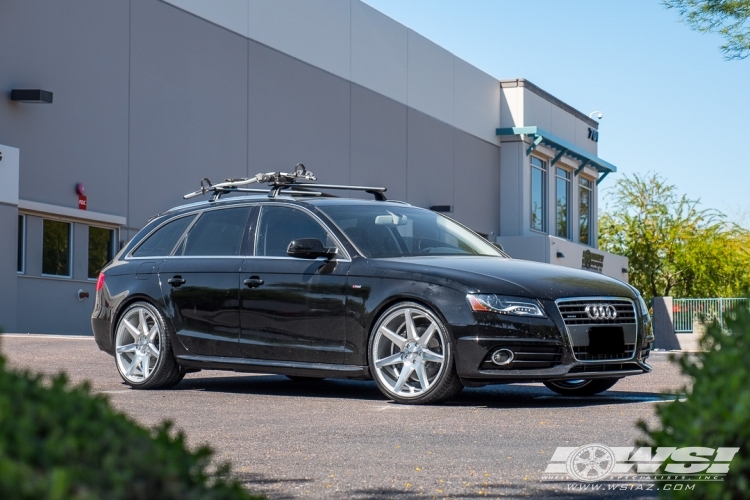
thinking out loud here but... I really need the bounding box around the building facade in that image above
[0,0,627,334]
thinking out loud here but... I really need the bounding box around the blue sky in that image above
[363,0,750,224]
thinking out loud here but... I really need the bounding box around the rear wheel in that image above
[369,302,463,404]
[114,302,182,389]
[544,378,619,396]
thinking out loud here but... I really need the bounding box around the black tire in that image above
[543,378,620,396]
[368,301,463,405]
[113,301,182,390]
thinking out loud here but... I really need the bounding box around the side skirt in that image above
[176,354,371,379]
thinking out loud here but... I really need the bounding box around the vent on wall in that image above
[10,89,53,103]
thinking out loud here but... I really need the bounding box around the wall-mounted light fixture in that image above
[11,89,53,103]
[621,268,628,274]
[429,205,453,213]
[556,251,565,258]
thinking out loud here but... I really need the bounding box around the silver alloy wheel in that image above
[372,306,447,399]
[115,306,161,383]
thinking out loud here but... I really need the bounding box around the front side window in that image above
[132,215,195,257]
[320,205,503,259]
[256,206,332,257]
[89,227,115,278]
[530,156,546,232]
[43,219,71,277]
[17,215,25,273]
[178,207,252,256]
[579,178,593,245]
[556,167,570,238]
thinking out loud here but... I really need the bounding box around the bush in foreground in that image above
[639,298,750,499]
[0,347,262,500]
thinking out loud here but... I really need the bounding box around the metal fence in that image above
[672,298,749,333]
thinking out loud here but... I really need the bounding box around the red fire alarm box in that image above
[78,195,87,210]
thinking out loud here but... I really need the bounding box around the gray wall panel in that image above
[17,277,96,335]
[406,109,453,210]
[0,207,18,331]
[128,0,249,229]
[350,85,407,201]
[247,41,350,183]
[0,0,129,216]
[452,130,500,236]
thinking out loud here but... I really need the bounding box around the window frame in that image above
[87,225,117,280]
[41,218,73,279]
[555,167,571,239]
[579,177,594,246]
[530,155,547,233]
[17,214,26,274]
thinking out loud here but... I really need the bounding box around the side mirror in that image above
[492,242,504,252]
[287,238,338,259]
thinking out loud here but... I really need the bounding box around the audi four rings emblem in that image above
[584,304,618,320]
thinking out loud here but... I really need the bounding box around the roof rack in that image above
[183,163,388,202]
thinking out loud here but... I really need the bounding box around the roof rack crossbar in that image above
[183,163,388,202]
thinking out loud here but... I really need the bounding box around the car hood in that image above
[371,256,635,301]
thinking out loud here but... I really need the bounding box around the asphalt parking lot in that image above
[2,334,688,499]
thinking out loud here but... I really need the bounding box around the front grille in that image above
[557,300,636,325]
[573,344,635,361]
[569,362,642,373]
[480,344,563,370]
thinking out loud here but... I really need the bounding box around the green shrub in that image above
[0,347,263,500]
[639,298,750,499]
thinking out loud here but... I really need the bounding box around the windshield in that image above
[319,205,505,258]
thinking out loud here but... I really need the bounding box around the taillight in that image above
[96,273,105,292]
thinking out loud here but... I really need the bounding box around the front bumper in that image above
[453,298,653,385]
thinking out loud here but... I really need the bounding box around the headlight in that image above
[466,294,546,318]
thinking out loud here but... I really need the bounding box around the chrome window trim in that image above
[555,296,638,363]
[125,203,258,260]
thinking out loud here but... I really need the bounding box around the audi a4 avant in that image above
[92,168,653,404]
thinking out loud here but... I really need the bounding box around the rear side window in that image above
[179,207,252,256]
[132,215,195,257]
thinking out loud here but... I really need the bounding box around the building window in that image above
[556,167,570,238]
[579,178,593,245]
[88,226,115,279]
[17,215,25,273]
[42,219,72,277]
[530,156,547,232]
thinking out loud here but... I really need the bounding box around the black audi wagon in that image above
[92,167,653,404]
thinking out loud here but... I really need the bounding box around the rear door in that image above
[238,204,350,364]
[159,205,254,357]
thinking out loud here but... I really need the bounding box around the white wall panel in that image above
[248,0,351,80]
[500,87,523,127]
[351,0,408,103]
[522,90,552,130]
[407,30,454,125]
[163,0,249,37]
[453,57,500,144]
[550,103,576,144]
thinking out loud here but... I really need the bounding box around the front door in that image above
[239,204,349,364]
[160,206,254,357]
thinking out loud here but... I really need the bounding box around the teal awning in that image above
[496,126,617,185]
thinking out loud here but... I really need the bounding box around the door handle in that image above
[167,276,186,287]
[243,277,264,288]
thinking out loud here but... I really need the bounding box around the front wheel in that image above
[114,302,183,389]
[544,378,620,396]
[369,302,463,405]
